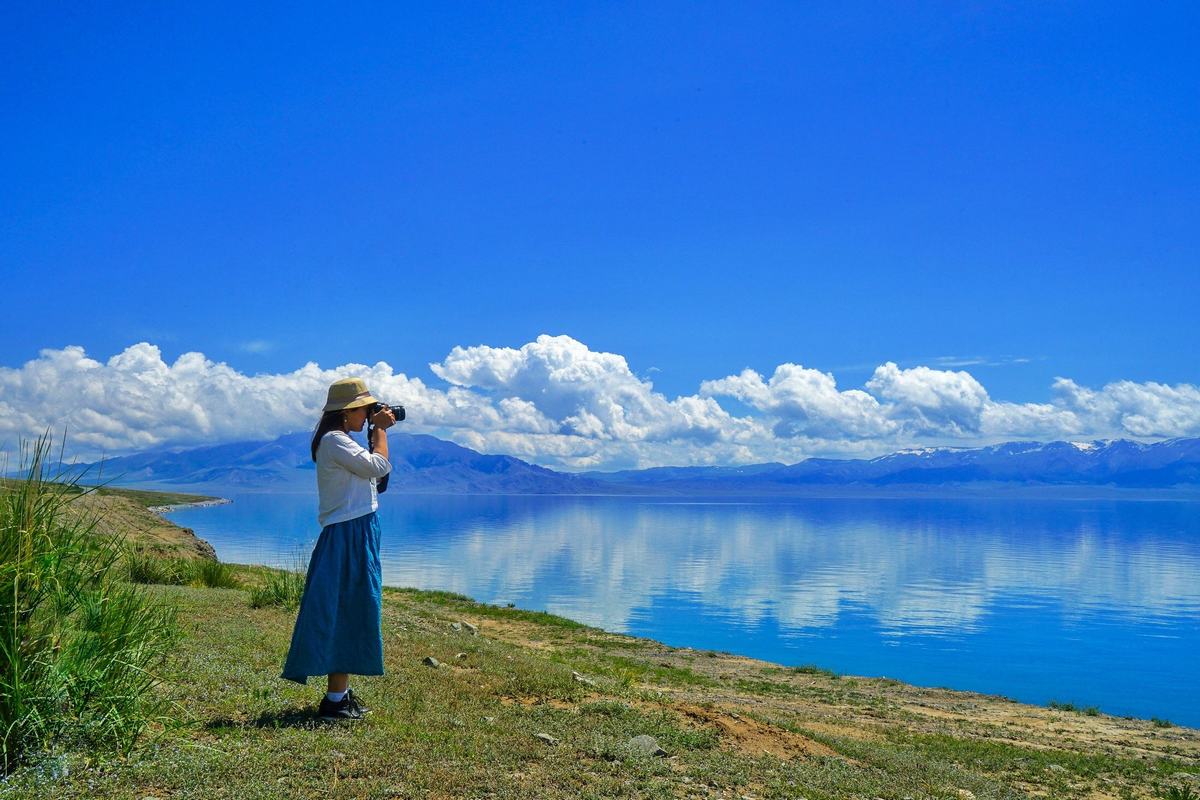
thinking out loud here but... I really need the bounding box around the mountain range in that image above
[74,431,1200,495]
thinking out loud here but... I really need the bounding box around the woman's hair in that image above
[311,409,347,462]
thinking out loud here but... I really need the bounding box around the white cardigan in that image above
[315,430,392,527]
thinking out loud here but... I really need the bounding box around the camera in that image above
[366,402,404,495]
[368,402,406,422]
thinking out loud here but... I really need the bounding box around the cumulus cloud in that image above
[0,337,1197,470]
[865,361,991,436]
[1049,378,1200,438]
[700,365,892,439]
[431,335,753,445]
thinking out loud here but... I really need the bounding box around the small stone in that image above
[423,656,441,668]
[462,621,479,635]
[483,716,496,724]
[450,622,462,632]
[456,652,468,659]
[956,790,975,800]
[533,732,559,746]
[628,734,667,757]
[572,670,597,686]
[1047,764,1067,773]
[1174,772,1199,782]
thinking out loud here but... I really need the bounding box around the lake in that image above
[165,492,1200,726]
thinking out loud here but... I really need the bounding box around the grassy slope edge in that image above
[60,486,221,560]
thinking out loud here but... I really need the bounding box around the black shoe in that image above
[345,688,369,715]
[318,693,363,722]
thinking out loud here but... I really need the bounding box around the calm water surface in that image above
[166,493,1200,725]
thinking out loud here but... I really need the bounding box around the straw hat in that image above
[323,377,379,413]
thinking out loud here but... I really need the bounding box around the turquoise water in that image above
[166,493,1200,725]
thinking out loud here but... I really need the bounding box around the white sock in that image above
[326,688,347,702]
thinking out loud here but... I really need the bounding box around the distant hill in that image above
[76,433,1200,495]
[82,431,609,494]
[586,438,1200,492]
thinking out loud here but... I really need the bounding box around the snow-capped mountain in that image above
[70,434,1200,494]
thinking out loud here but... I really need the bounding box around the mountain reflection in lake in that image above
[167,493,1200,725]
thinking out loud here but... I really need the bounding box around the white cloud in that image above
[0,337,1196,470]
[1051,378,1200,438]
[865,361,991,436]
[700,365,892,439]
[431,334,751,446]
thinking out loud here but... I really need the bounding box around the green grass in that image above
[0,573,1194,799]
[192,558,240,589]
[882,729,1195,785]
[393,586,592,631]
[1161,786,1200,800]
[790,664,842,679]
[0,435,181,774]
[248,560,307,610]
[1048,699,1103,716]
[124,548,197,584]
[123,548,241,589]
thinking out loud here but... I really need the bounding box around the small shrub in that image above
[249,562,306,610]
[580,700,635,718]
[1048,700,1079,712]
[193,559,239,589]
[1083,706,1100,716]
[1161,786,1200,800]
[124,549,194,585]
[792,664,840,679]
[1152,717,1173,728]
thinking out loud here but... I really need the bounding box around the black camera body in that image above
[367,402,404,494]
[369,402,406,421]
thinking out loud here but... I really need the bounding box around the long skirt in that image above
[280,511,384,685]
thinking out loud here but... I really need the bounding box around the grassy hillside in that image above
[58,484,221,560]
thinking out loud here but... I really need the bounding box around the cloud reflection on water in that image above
[371,497,1200,637]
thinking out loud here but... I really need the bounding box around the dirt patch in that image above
[456,616,558,651]
[499,695,579,710]
[677,704,839,760]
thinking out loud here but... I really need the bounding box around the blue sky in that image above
[1,3,1198,466]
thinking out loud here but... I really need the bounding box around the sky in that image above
[1,3,1198,469]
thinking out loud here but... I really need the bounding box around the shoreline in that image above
[146,496,233,514]
[157,492,1199,728]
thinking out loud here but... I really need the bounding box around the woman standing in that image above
[280,377,396,721]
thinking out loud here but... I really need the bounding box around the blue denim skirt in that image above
[280,511,384,685]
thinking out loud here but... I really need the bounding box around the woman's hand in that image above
[370,406,396,430]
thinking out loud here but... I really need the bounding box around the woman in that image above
[280,376,396,721]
